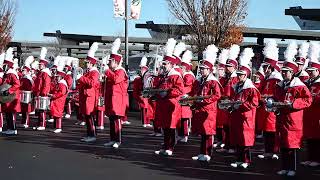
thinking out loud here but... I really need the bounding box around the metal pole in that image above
[125,0,129,71]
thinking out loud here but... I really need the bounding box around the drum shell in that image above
[20,91,33,104]
[35,96,51,110]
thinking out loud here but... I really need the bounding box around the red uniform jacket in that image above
[230,79,260,146]
[64,73,73,89]
[50,79,68,118]
[191,73,222,135]
[33,68,51,96]
[104,67,129,117]
[216,71,238,127]
[2,69,21,112]
[274,77,312,148]
[154,69,184,128]
[20,75,34,112]
[132,75,147,109]
[77,67,99,115]
[297,70,309,83]
[257,71,282,132]
[303,77,320,139]
[181,71,196,119]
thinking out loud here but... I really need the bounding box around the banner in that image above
[113,0,125,18]
[130,0,142,20]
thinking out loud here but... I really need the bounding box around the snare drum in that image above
[35,96,51,110]
[20,91,33,104]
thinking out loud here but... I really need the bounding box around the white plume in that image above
[284,41,298,62]
[308,42,320,63]
[5,47,14,61]
[239,48,254,67]
[263,39,279,60]
[54,56,61,67]
[173,42,186,57]
[40,47,47,60]
[218,49,229,65]
[111,38,121,54]
[65,57,73,66]
[57,56,66,71]
[203,44,218,65]
[88,42,99,58]
[13,58,19,70]
[101,55,109,67]
[0,52,5,65]
[182,50,193,64]
[298,42,309,59]
[165,38,177,56]
[24,56,34,67]
[228,44,240,60]
[140,56,148,67]
[31,60,39,70]
[258,65,265,76]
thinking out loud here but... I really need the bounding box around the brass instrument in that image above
[265,97,290,112]
[0,84,16,103]
[142,88,168,98]
[218,99,242,111]
[179,95,211,106]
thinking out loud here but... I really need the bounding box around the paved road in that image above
[0,112,319,180]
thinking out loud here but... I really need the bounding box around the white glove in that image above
[181,94,189,99]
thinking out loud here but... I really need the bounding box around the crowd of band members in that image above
[0,38,319,177]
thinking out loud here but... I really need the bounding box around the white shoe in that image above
[155,133,162,137]
[192,154,204,160]
[300,161,312,166]
[122,121,131,125]
[96,126,104,130]
[228,149,236,154]
[104,141,115,147]
[155,149,165,155]
[146,124,153,127]
[309,161,320,167]
[0,127,2,132]
[2,130,9,134]
[79,122,86,126]
[163,150,173,156]
[286,171,296,176]
[257,153,272,159]
[23,124,29,128]
[47,119,54,123]
[36,126,46,131]
[277,170,288,175]
[179,136,188,143]
[4,130,17,135]
[272,154,279,160]
[256,134,263,139]
[240,163,249,169]
[112,142,121,149]
[81,136,96,142]
[65,114,71,119]
[199,155,211,162]
[230,162,242,168]
[53,129,62,133]
[29,111,35,115]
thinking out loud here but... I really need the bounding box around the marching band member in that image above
[190,45,222,162]
[33,47,51,130]
[216,44,240,154]
[47,56,61,123]
[49,59,68,133]
[96,56,108,130]
[19,56,35,128]
[154,38,184,156]
[229,48,260,169]
[132,56,153,127]
[172,42,186,77]
[178,50,195,143]
[274,41,312,176]
[295,42,310,82]
[0,52,5,132]
[215,49,229,148]
[77,42,99,142]
[64,57,74,119]
[257,40,282,160]
[1,48,21,135]
[302,42,320,167]
[104,38,129,149]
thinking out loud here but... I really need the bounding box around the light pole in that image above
[124,0,129,71]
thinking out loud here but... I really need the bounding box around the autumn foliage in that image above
[0,0,16,52]
[166,0,247,56]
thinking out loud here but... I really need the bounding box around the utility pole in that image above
[125,0,129,71]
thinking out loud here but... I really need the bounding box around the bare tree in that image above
[0,0,16,52]
[166,0,247,57]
